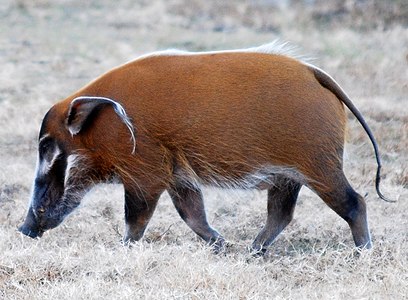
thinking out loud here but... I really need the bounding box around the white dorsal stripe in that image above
[135,40,310,63]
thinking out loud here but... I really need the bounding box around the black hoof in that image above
[249,246,267,257]
[209,236,227,254]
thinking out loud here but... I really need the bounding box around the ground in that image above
[0,1,407,299]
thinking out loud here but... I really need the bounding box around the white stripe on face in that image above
[37,140,61,176]
[64,154,79,187]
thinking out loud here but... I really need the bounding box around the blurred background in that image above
[1,0,407,103]
[0,1,407,299]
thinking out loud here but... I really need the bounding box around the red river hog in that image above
[19,42,390,254]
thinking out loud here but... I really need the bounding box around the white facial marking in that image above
[39,134,50,144]
[64,154,79,187]
[38,146,61,176]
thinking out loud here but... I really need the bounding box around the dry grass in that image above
[1,0,407,299]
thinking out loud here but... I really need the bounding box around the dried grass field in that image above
[0,1,407,299]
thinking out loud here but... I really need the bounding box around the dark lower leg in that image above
[168,184,224,251]
[251,179,301,254]
[123,189,161,243]
[341,188,372,248]
[311,178,372,249]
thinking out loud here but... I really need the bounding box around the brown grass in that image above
[1,0,407,299]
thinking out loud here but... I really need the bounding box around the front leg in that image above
[123,188,161,243]
[168,184,225,252]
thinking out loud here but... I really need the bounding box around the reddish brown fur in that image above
[52,53,346,188]
[21,49,379,253]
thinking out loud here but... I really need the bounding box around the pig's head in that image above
[19,96,135,238]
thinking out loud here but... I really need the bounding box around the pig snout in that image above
[18,208,44,239]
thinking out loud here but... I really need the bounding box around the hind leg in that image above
[251,178,302,255]
[308,172,372,249]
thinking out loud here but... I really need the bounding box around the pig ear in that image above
[66,96,136,153]
[67,96,107,135]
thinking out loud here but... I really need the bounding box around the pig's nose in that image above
[18,208,44,239]
[18,223,43,238]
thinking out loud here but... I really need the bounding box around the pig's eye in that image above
[39,140,52,155]
[39,138,57,161]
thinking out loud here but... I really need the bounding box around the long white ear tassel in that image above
[112,101,136,154]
